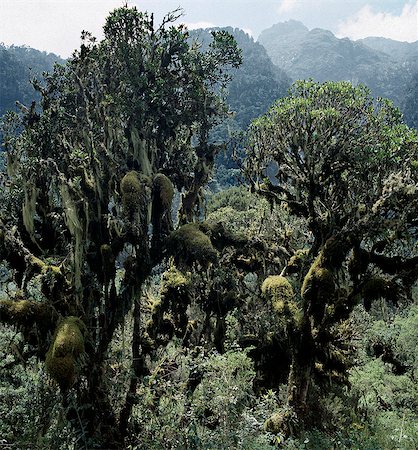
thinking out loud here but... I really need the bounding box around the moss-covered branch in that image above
[0,226,63,287]
[0,299,57,330]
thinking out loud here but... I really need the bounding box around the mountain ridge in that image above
[257,20,418,127]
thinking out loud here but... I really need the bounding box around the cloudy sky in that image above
[0,0,417,57]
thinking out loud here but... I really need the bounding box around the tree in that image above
[0,6,241,448]
[244,80,418,432]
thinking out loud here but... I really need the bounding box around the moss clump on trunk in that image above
[262,275,294,304]
[153,173,174,210]
[301,255,334,300]
[287,249,309,273]
[167,223,217,266]
[121,171,150,221]
[262,275,301,325]
[151,173,175,253]
[264,410,294,436]
[45,316,86,390]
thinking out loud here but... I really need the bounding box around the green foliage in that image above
[207,186,268,237]
[347,306,418,449]
[0,326,75,449]
[246,79,417,246]
[279,304,418,449]
[207,186,308,252]
[245,77,417,439]
[401,71,418,129]
[128,345,277,449]
[395,305,418,370]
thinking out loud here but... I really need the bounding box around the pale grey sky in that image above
[0,1,417,57]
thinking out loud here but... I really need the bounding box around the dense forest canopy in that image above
[0,5,417,450]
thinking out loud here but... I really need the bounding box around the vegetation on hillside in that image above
[0,45,64,118]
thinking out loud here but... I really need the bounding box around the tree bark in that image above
[287,316,315,420]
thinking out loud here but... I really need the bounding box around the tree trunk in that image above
[287,316,315,423]
[65,365,123,449]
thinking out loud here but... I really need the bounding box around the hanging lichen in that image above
[59,183,85,299]
[100,244,116,280]
[22,181,39,245]
[131,127,152,177]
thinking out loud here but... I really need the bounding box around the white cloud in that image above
[337,1,418,42]
[277,0,299,14]
[0,1,122,58]
[242,28,254,37]
[182,21,216,30]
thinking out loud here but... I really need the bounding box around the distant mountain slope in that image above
[0,45,65,119]
[256,20,310,70]
[258,21,418,127]
[401,72,418,128]
[190,27,291,173]
[359,37,418,63]
[190,27,291,129]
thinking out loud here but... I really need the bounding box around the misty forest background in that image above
[0,8,417,450]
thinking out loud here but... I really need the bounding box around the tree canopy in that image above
[244,79,417,432]
[0,6,241,447]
